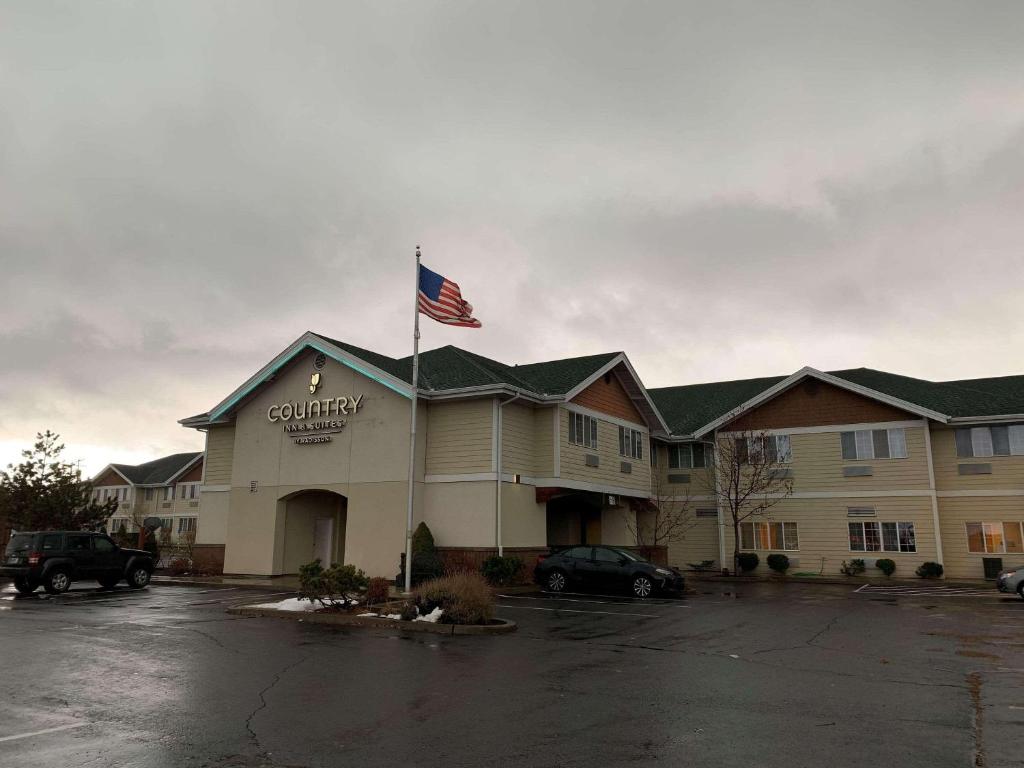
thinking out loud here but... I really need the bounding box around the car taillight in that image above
[27,551,42,565]
[536,554,548,565]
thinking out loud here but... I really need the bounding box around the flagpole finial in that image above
[415,244,421,258]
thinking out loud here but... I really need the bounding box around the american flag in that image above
[417,264,482,328]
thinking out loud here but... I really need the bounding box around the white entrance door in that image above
[314,517,334,565]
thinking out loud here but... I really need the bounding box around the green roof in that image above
[314,334,617,396]
[650,367,1024,435]
[110,452,202,485]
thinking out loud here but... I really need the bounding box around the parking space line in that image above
[497,604,660,618]
[0,722,89,744]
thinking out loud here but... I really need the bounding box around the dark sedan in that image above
[535,545,685,598]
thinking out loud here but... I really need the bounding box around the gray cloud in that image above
[2,0,1024,472]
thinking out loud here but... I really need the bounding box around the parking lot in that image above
[1,579,1021,768]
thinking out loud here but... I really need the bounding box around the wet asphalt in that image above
[0,579,1022,768]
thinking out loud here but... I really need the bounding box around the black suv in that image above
[2,531,153,595]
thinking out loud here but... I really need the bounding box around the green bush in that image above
[480,555,524,586]
[766,553,790,574]
[398,601,419,621]
[414,572,495,625]
[410,522,443,585]
[875,558,896,577]
[916,561,944,579]
[737,552,759,572]
[298,559,369,609]
[840,558,866,576]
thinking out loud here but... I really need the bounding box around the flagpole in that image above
[404,245,421,594]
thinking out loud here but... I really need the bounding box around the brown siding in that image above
[726,379,914,431]
[571,366,644,424]
[94,468,126,487]
[178,459,203,483]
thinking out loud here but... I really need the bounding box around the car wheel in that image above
[128,566,151,589]
[546,569,568,593]
[98,576,121,590]
[43,569,71,595]
[1018,582,1024,600]
[632,574,654,599]
[13,577,37,595]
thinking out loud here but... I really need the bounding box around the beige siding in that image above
[787,427,931,492]
[533,407,556,476]
[425,399,493,475]
[204,426,235,485]
[720,496,939,578]
[559,408,651,493]
[931,427,1024,491]
[501,402,535,476]
[937,497,1024,580]
[666,516,721,571]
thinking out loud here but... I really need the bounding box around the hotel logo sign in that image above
[267,377,364,444]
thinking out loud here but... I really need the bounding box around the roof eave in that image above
[563,353,672,435]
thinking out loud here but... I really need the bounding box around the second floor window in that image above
[618,427,643,460]
[178,517,197,534]
[164,487,173,501]
[841,428,907,460]
[668,443,710,469]
[568,412,598,449]
[955,426,1024,458]
[739,435,792,464]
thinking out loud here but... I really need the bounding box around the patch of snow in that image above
[358,612,378,617]
[384,613,403,620]
[415,606,443,623]
[251,597,319,612]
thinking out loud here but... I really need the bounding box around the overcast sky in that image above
[2,1,1024,476]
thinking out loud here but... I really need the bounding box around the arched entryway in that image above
[545,491,603,546]
[279,490,348,573]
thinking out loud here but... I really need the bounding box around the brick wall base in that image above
[191,544,226,575]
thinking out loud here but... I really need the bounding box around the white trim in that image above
[93,464,134,486]
[922,421,944,564]
[565,402,648,431]
[949,414,1024,425]
[200,484,231,492]
[562,353,671,434]
[426,473,499,483]
[718,419,927,438]
[937,489,1024,497]
[692,367,949,438]
[553,407,561,477]
[165,453,204,485]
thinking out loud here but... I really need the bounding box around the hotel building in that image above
[179,331,1024,582]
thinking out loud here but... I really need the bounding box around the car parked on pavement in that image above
[2,531,154,595]
[996,565,1024,599]
[535,545,685,598]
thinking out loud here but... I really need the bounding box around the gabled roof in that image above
[649,374,789,436]
[101,452,203,486]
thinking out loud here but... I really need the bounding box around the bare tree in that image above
[702,430,794,575]
[626,468,696,558]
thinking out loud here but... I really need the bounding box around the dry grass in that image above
[414,572,495,625]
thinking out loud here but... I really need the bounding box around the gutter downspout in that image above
[495,392,523,557]
[922,421,945,572]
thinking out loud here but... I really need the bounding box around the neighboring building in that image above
[179,332,1024,581]
[93,453,204,545]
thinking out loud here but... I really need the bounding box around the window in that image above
[618,427,643,460]
[564,546,592,560]
[955,426,1024,458]
[739,521,799,551]
[841,428,908,460]
[695,508,718,518]
[94,537,115,552]
[189,484,198,499]
[160,517,173,531]
[965,521,1024,554]
[668,443,710,469]
[164,487,173,501]
[568,412,598,449]
[41,534,62,551]
[593,547,623,563]
[650,440,658,467]
[177,517,197,534]
[742,435,792,464]
[66,535,91,552]
[145,488,154,501]
[849,521,916,552]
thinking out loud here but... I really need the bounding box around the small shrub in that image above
[398,601,419,621]
[143,530,160,562]
[875,558,896,577]
[414,572,495,625]
[840,558,866,576]
[916,561,944,579]
[298,559,369,609]
[766,553,790,574]
[737,552,759,573]
[481,555,524,586]
[365,577,391,606]
[441,550,479,576]
[409,522,443,585]
[167,557,190,576]
[687,560,716,572]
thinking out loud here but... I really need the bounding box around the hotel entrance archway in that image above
[279,490,347,573]
[545,491,603,547]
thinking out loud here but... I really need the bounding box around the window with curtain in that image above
[618,426,643,460]
[568,412,598,449]
[739,521,799,551]
[955,426,1024,458]
[965,521,1024,553]
[849,521,915,552]
[743,435,792,464]
[840,428,908,460]
[668,443,710,469]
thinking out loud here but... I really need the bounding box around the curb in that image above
[691,574,994,588]
[226,605,518,635]
[152,577,299,591]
